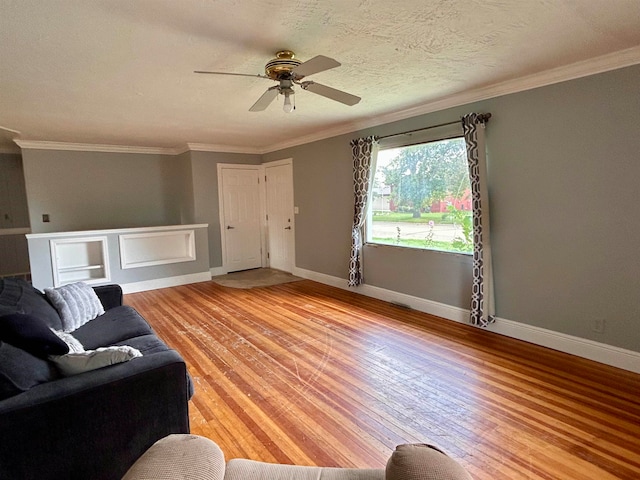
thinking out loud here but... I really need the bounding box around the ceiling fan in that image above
[195,50,361,113]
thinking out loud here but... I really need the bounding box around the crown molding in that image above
[13,139,264,156]
[372,44,640,127]
[261,45,640,153]
[14,139,184,155]
[185,142,263,155]
[10,46,640,157]
[261,120,363,153]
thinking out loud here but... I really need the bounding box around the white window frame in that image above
[366,122,470,253]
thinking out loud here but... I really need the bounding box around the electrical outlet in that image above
[592,319,606,334]
[42,214,50,223]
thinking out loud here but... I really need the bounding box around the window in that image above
[366,127,473,254]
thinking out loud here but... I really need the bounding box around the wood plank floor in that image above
[126,280,640,479]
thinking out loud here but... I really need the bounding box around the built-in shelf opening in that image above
[50,236,110,287]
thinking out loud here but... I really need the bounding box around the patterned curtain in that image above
[462,113,495,327]
[348,136,378,286]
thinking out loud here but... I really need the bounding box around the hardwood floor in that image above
[126,280,640,479]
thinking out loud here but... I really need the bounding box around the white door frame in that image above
[217,163,266,273]
[263,158,295,272]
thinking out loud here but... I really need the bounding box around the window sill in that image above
[364,241,472,257]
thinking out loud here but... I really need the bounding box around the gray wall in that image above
[19,147,261,269]
[485,65,640,350]
[264,64,640,352]
[21,149,187,233]
[171,151,195,225]
[0,153,30,229]
[0,153,31,276]
[265,139,355,277]
[189,151,261,267]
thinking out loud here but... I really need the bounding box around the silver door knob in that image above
[227,226,235,229]
[284,226,291,230]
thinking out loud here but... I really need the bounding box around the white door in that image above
[265,161,294,272]
[220,166,262,272]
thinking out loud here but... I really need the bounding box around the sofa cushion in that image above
[0,341,59,400]
[0,278,63,330]
[44,282,105,332]
[71,305,153,349]
[385,444,472,480]
[0,304,16,316]
[0,312,69,358]
[114,334,170,355]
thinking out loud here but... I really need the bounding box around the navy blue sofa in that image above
[0,278,192,480]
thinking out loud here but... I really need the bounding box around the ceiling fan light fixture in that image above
[283,89,294,113]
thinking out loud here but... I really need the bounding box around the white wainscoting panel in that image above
[119,229,195,269]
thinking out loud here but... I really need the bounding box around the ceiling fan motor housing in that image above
[265,50,302,80]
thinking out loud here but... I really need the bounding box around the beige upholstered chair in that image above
[122,434,472,480]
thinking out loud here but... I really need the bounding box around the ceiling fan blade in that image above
[249,86,279,112]
[194,71,269,80]
[292,55,341,78]
[301,82,361,106]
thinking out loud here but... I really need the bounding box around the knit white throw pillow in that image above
[49,346,142,376]
[49,329,142,376]
[44,282,105,332]
[50,329,85,353]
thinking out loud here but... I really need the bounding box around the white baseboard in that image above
[121,272,211,294]
[488,317,640,374]
[292,267,640,374]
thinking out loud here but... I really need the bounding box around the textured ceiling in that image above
[1,0,640,153]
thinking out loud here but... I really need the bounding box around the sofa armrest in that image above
[0,350,190,480]
[93,284,123,310]
[386,444,472,480]
[122,435,226,480]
